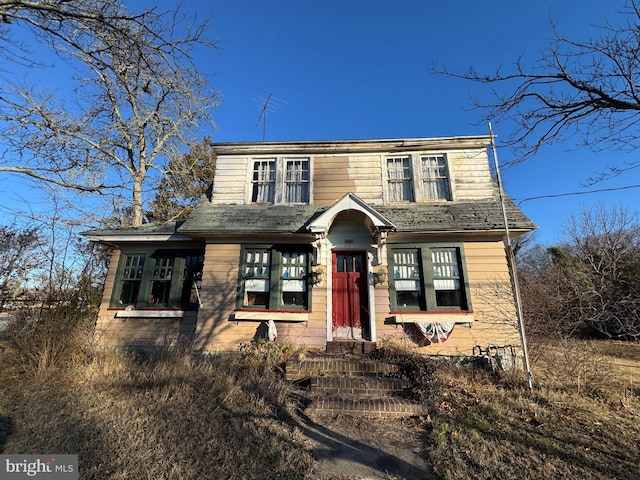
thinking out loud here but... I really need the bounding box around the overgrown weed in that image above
[424,339,640,480]
[2,305,95,378]
[0,341,314,479]
[2,324,639,480]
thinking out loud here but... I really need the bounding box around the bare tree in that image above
[517,243,584,342]
[562,205,640,340]
[435,1,640,176]
[0,0,219,225]
[519,205,640,341]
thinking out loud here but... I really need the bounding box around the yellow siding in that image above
[374,239,520,356]
[95,239,520,356]
[94,250,120,346]
[210,146,495,207]
[193,243,242,350]
[448,150,495,200]
[195,244,329,352]
[313,155,356,205]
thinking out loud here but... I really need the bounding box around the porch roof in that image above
[81,220,193,242]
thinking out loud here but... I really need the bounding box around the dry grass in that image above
[1,327,639,480]
[0,343,314,479]
[424,339,640,480]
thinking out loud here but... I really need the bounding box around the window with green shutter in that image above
[111,249,204,309]
[237,245,311,310]
[388,243,471,312]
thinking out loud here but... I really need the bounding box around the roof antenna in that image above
[254,92,287,141]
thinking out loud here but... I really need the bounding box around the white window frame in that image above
[384,152,454,203]
[421,154,451,201]
[248,156,312,204]
[386,156,415,202]
[251,159,276,203]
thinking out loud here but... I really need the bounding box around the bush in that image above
[370,347,439,401]
[3,303,95,378]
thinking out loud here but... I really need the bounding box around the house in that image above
[83,136,537,356]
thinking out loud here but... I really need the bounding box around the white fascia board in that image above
[85,234,193,243]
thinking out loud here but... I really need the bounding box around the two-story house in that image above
[84,136,536,356]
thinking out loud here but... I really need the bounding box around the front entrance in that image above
[332,252,369,339]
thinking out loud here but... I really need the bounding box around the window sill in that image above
[385,311,474,324]
[113,309,184,318]
[229,310,310,322]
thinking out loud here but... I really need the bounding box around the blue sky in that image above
[199,0,640,245]
[2,1,639,245]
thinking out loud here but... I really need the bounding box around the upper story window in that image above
[112,249,204,309]
[388,243,470,312]
[252,159,276,203]
[385,153,452,202]
[285,159,310,203]
[421,155,451,200]
[250,157,310,204]
[386,156,414,202]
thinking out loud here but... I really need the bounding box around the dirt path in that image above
[297,412,438,480]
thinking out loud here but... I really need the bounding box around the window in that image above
[149,256,174,305]
[388,244,470,312]
[243,248,271,308]
[385,153,452,202]
[421,155,451,200]
[285,159,310,203]
[238,245,311,310]
[181,253,205,304]
[112,249,204,309]
[281,251,307,307]
[392,249,425,310]
[250,157,311,204]
[431,248,462,307]
[251,159,276,203]
[118,254,145,305]
[387,156,414,202]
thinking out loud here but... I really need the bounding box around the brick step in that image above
[285,357,399,381]
[305,394,425,418]
[310,375,407,396]
[325,340,377,355]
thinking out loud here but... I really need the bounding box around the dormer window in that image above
[421,154,451,200]
[386,156,414,202]
[385,153,452,203]
[250,157,311,204]
[285,158,309,203]
[251,159,276,203]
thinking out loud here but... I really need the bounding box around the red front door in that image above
[332,252,369,338]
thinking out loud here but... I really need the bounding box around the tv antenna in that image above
[254,92,287,141]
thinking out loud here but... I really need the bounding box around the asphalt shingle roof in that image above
[176,198,536,235]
